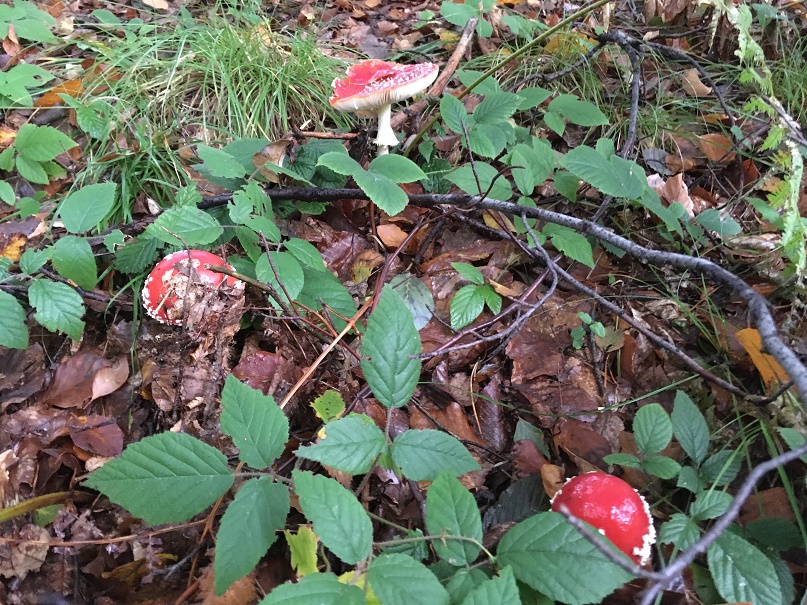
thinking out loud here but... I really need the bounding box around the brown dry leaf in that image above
[681,68,711,97]
[739,487,796,524]
[351,249,383,283]
[1,234,26,262]
[252,140,292,184]
[69,414,124,457]
[488,278,518,297]
[657,173,694,217]
[364,0,382,7]
[0,125,17,148]
[0,524,49,580]
[0,450,16,505]
[554,418,612,470]
[377,223,408,249]
[101,553,176,585]
[540,463,565,499]
[513,440,547,477]
[142,0,170,10]
[198,565,257,605]
[34,79,83,107]
[735,328,791,388]
[39,351,120,408]
[232,351,297,397]
[90,356,129,402]
[697,133,736,163]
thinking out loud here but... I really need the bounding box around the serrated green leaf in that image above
[472,92,522,125]
[58,183,117,234]
[317,151,362,176]
[707,531,782,604]
[497,512,634,605]
[215,478,289,595]
[694,208,742,237]
[361,285,421,408]
[633,403,673,455]
[602,453,642,469]
[296,267,356,330]
[0,179,14,204]
[15,154,48,184]
[369,154,427,183]
[440,92,469,134]
[392,429,480,481]
[641,455,681,479]
[658,513,700,550]
[382,528,429,561]
[671,391,710,465]
[285,238,326,271]
[52,236,97,290]
[114,238,160,274]
[425,473,482,566]
[446,163,513,201]
[311,390,345,423]
[296,414,386,474]
[285,526,319,577]
[196,145,247,179]
[700,450,741,486]
[452,262,485,285]
[354,170,408,216]
[0,290,28,349]
[778,428,807,463]
[517,87,552,110]
[542,223,594,268]
[19,247,50,275]
[14,124,76,162]
[28,279,84,340]
[543,110,565,136]
[260,572,365,605]
[461,567,521,605]
[451,284,485,330]
[446,568,489,603]
[690,490,733,521]
[367,554,450,605]
[510,149,535,196]
[560,146,644,199]
[293,471,372,564]
[145,206,223,246]
[84,432,233,525]
[548,95,609,127]
[219,375,289,469]
[256,251,305,302]
[477,284,501,314]
[389,273,434,331]
[677,465,702,493]
[467,129,498,158]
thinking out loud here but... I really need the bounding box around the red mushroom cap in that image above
[142,250,241,325]
[329,60,439,112]
[551,472,655,565]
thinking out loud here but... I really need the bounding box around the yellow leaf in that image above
[339,570,381,604]
[735,328,790,388]
[285,526,319,577]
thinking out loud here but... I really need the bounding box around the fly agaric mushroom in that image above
[329,60,438,155]
[142,250,243,326]
[551,472,656,566]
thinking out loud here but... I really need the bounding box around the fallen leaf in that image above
[34,79,83,107]
[90,356,129,402]
[377,223,408,249]
[681,68,712,97]
[735,328,790,388]
[540,463,565,499]
[142,0,169,10]
[697,133,736,163]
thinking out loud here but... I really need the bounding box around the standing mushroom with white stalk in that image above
[329,60,438,156]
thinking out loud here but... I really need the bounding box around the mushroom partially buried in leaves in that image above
[330,60,439,155]
[551,472,656,566]
[142,250,244,327]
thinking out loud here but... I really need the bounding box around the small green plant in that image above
[0,1,58,45]
[0,124,76,187]
[439,0,545,40]
[0,64,54,108]
[449,262,501,330]
[570,311,605,350]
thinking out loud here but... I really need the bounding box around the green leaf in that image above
[633,403,673,455]
[778,428,807,463]
[542,223,594,268]
[389,273,434,331]
[543,110,565,136]
[477,284,501,314]
[451,284,486,330]
[14,124,76,163]
[497,512,634,605]
[28,279,84,340]
[296,267,356,330]
[260,572,365,605]
[369,155,427,183]
[641,455,681,479]
[285,238,326,271]
[472,92,522,125]
[0,290,29,349]
[381,528,429,561]
[700,450,741,486]
[446,163,513,201]
[658,513,700,550]
[256,251,305,302]
[602,453,642,469]
[317,151,362,176]
[215,478,289,595]
[425,473,482,566]
[84,432,233,525]
[145,206,223,247]
[293,471,372,564]
[311,391,345,424]
[467,129,497,158]
[114,237,160,274]
[219,375,289,469]
[55,182,115,233]
[553,170,580,202]
[51,236,97,290]
[693,208,742,237]
[461,568,521,605]
[560,146,644,199]
[196,145,247,179]
[353,170,408,216]
[690,490,733,521]
[440,92,469,134]
[297,414,386,474]
[671,391,710,465]
[517,87,552,110]
[707,530,782,604]
[367,554,450,605]
[361,285,421,408]
[19,247,50,275]
[15,154,48,184]
[452,262,485,285]
[392,429,480,481]
[677,465,702,493]
[446,568,489,603]
[548,95,609,127]
[0,179,14,204]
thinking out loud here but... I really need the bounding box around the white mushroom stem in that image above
[373,103,398,156]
